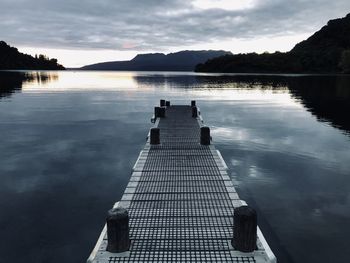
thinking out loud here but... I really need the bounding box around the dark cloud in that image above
[0,0,349,50]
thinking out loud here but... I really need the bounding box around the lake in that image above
[0,71,350,263]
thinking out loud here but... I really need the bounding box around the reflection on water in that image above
[29,71,59,85]
[0,71,59,98]
[0,71,350,263]
[0,72,30,98]
[289,76,350,134]
[133,73,350,135]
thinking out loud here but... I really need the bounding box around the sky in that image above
[1,0,350,67]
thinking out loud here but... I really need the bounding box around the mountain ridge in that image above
[196,13,350,74]
[81,50,232,71]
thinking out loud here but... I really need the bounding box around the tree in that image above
[339,50,350,73]
[38,54,48,61]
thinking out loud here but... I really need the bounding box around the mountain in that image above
[0,41,64,70]
[81,50,231,71]
[290,13,350,72]
[196,13,350,74]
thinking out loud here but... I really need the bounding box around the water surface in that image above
[0,71,350,263]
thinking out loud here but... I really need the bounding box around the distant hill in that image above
[0,41,64,70]
[290,13,350,72]
[81,50,231,71]
[196,13,350,74]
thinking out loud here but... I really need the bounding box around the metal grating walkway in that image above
[87,104,276,263]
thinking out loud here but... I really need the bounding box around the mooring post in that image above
[200,126,210,145]
[154,106,160,118]
[191,100,196,107]
[160,99,166,107]
[106,207,130,253]
[159,107,166,118]
[232,206,257,252]
[150,128,160,144]
[166,101,170,107]
[192,106,198,118]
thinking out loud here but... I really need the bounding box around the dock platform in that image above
[87,102,276,263]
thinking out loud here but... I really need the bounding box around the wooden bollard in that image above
[106,207,130,253]
[232,206,257,252]
[150,128,160,144]
[160,99,166,107]
[191,100,196,107]
[154,106,160,118]
[166,101,170,107]
[200,126,210,145]
[192,106,198,118]
[158,107,166,118]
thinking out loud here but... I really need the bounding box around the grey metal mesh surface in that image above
[109,253,256,263]
[107,105,249,262]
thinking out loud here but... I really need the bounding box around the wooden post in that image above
[192,106,198,118]
[166,101,170,107]
[191,100,196,107]
[106,207,130,253]
[159,107,166,118]
[150,128,160,144]
[154,107,160,118]
[200,126,210,145]
[232,206,257,252]
[160,99,166,107]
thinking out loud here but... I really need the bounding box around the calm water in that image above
[0,71,350,263]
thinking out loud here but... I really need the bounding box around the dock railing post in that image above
[160,99,166,107]
[154,107,160,118]
[106,207,130,253]
[192,106,198,118]
[232,205,257,252]
[159,107,166,118]
[200,126,210,145]
[191,100,196,107]
[150,128,160,145]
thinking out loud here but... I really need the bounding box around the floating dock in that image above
[87,101,276,263]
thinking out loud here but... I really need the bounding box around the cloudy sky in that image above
[1,0,349,67]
